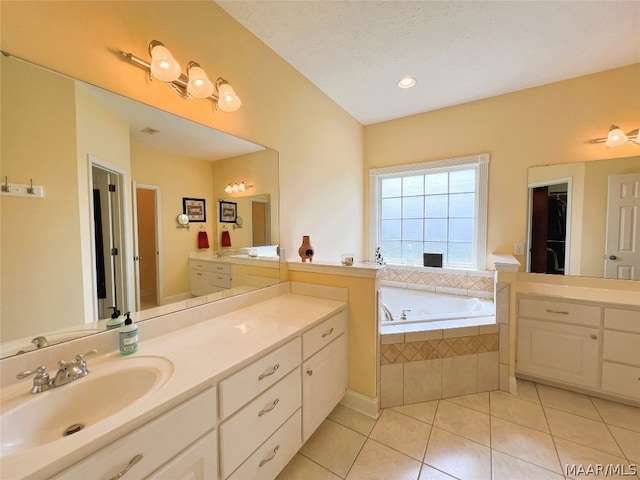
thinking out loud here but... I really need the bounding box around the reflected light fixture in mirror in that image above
[120,40,241,112]
[589,124,639,146]
[225,181,246,194]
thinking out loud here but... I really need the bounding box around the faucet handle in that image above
[16,365,48,380]
[74,349,98,363]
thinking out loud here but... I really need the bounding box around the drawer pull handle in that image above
[546,309,569,315]
[109,453,143,480]
[307,368,313,376]
[258,364,280,380]
[258,398,279,417]
[259,445,280,467]
[322,327,334,338]
[590,335,598,340]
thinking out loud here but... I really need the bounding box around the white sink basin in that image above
[0,355,173,457]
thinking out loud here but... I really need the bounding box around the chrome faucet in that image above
[16,349,98,394]
[31,336,49,349]
[401,309,411,320]
[381,303,394,322]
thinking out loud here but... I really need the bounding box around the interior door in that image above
[251,201,268,246]
[133,184,161,310]
[530,186,549,273]
[605,173,640,279]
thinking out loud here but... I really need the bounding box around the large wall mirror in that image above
[0,53,280,358]
[526,156,639,280]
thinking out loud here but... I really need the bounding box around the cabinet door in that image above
[517,318,599,388]
[602,362,640,400]
[302,333,348,442]
[190,269,212,296]
[148,430,217,480]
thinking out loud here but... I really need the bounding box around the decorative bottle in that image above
[298,235,314,262]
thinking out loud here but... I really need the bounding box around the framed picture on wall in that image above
[183,197,206,222]
[219,201,237,223]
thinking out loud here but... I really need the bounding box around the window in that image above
[370,154,489,270]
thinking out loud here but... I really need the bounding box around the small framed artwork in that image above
[183,197,206,222]
[219,200,237,223]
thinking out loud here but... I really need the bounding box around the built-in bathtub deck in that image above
[380,314,496,337]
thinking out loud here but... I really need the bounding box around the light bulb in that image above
[397,76,416,89]
[605,125,628,147]
[238,181,246,192]
[149,43,182,82]
[232,183,239,193]
[187,63,214,99]
[225,184,233,193]
[217,82,242,112]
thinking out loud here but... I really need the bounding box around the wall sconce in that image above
[120,40,242,112]
[589,124,639,146]
[224,181,246,194]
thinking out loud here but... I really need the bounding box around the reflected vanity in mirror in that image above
[526,156,639,279]
[0,52,280,358]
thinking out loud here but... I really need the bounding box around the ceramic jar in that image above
[298,235,314,262]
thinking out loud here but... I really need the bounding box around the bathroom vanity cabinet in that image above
[48,297,348,480]
[516,295,640,402]
[189,259,232,296]
[52,387,219,480]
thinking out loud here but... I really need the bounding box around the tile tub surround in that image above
[380,266,495,299]
[379,280,510,407]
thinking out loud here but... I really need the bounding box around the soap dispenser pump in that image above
[119,312,138,355]
[106,307,124,330]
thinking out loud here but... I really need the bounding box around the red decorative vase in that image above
[298,235,314,262]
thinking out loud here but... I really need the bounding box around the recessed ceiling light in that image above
[397,76,416,89]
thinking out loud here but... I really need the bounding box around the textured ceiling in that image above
[217,1,640,125]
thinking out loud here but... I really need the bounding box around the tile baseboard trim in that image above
[340,389,380,420]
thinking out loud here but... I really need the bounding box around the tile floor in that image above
[276,381,640,480]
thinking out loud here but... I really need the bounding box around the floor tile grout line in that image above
[534,382,568,476]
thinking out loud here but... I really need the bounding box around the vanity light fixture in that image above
[589,124,639,146]
[120,40,242,112]
[224,181,246,194]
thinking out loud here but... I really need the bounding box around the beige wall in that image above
[130,143,215,300]
[0,57,84,341]
[0,0,364,264]
[363,64,640,267]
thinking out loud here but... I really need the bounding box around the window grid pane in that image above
[378,167,477,267]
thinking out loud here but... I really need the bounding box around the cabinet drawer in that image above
[302,310,347,360]
[211,273,232,289]
[602,362,640,400]
[604,308,640,333]
[53,387,217,480]
[219,369,301,479]
[211,262,232,274]
[519,298,600,327]
[603,331,640,366]
[219,337,301,419]
[190,270,212,296]
[189,259,214,272]
[227,410,302,480]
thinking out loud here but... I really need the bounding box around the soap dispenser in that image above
[106,307,124,330]
[119,312,138,355]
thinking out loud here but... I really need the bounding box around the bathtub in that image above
[379,286,494,324]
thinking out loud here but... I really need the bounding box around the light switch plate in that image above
[514,243,525,256]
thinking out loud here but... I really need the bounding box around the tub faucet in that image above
[31,336,49,348]
[381,303,394,322]
[401,309,411,320]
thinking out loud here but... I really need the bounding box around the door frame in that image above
[132,182,163,309]
[526,177,572,274]
[88,156,134,320]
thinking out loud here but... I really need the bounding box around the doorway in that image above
[133,184,162,310]
[605,173,640,279]
[251,200,269,246]
[527,181,570,275]
[91,163,128,320]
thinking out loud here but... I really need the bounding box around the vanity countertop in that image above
[0,290,346,479]
[516,282,640,307]
[189,251,280,268]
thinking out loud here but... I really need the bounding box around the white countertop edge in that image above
[516,282,640,307]
[491,254,521,272]
[287,261,385,278]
